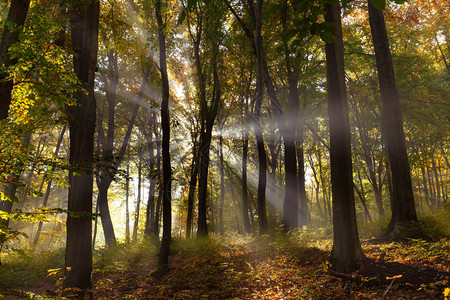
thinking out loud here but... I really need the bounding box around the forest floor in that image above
[0,231,449,299]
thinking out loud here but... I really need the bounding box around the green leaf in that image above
[187,0,197,11]
[177,10,186,26]
[320,31,335,44]
[371,0,386,10]
[283,28,298,42]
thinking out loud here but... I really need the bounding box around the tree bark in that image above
[155,0,172,268]
[196,42,221,237]
[63,1,99,296]
[367,0,418,235]
[325,2,363,273]
[144,114,157,238]
[431,158,442,206]
[96,73,147,247]
[297,121,308,227]
[254,0,268,236]
[241,98,251,233]
[197,116,216,236]
[355,172,373,223]
[218,124,225,235]
[125,163,130,243]
[186,144,199,238]
[0,0,31,120]
[132,160,142,242]
[282,76,299,229]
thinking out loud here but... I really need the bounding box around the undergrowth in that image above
[0,248,64,289]
[0,207,448,299]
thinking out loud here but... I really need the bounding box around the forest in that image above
[0,0,449,298]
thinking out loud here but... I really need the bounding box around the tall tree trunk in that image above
[420,165,433,211]
[133,160,142,242]
[154,188,162,237]
[63,1,99,296]
[186,146,199,238]
[297,121,308,227]
[155,0,172,268]
[241,99,251,233]
[197,124,214,236]
[367,0,418,235]
[151,137,162,236]
[355,171,373,223]
[145,171,156,238]
[431,158,442,206]
[218,125,225,235]
[254,0,268,236]
[325,2,363,273]
[282,100,298,230]
[33,125,66,247]
[97,75,146,246]
[96,176,116,246]
[197,41,221,237]
[227,169,241,234]
[279,10,301,227]
[144,114,156,238]
[209,176,215,233]
[125,163,130,243]
[308,152,325,221]
[0,0,31,120]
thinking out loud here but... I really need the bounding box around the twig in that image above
[382,278,396,299]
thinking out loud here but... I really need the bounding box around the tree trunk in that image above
[227,169,241,234]
[355,171,373,223]
[308,152,325,221]
[33,125,66,247]
[420,165,433,211]
[144,170,156,237]
[368,0,418,235]
[132,160,142,242]
[154,188,162,237]
[151,136,162,237]
[0,0,31,120]
[218,125,225,235]
[197,40,221,237]
[325,2,363,273]
[186,146,199,238]
[63,1,99,296]
[431,158,442,206]
[197,125,214,236]
[144,114,156,238]
[125,163,130,243]
[241,99,251,233]
[155,0,172,268]
[254,0,268,236]
[297,122,308,227]
[96,176,116,246]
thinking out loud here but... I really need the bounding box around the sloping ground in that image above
[1,236,449,299]
[92,236,449,299]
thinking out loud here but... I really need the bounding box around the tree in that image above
[325,1,363,273]
[367,0,418,235]
[63,0,99,296]
[0,0,31,120]
[155,0,172,268]
[32,125,66,247]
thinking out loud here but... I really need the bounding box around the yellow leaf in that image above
[386,274,403,280]
[444,287,450,299]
